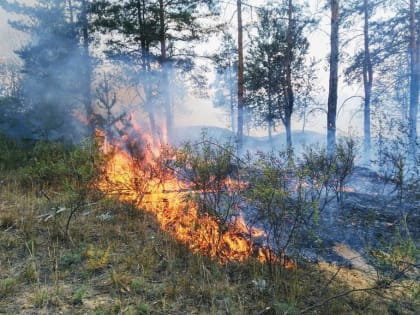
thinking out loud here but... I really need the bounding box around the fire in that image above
[97,130,291,266]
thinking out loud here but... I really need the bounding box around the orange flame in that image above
[97,131,293,266]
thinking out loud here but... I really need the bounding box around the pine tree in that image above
[92,0,219,142]
[1,0,89,140]
[245,2,311,148]
[213,32,238,133]
[327,0,340,156]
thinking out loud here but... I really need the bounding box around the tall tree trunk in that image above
[363,0,373,164]
[285,117,292,151]
[285,0,294,150]
[135,0,156,138]
[80,0,94,135]
[159,0,172,142]
[327,0,339,157]
[136,0,147,71]
[229,65,236,133]
[268,95,273,144]
[408,0,419,163]
[237,0,244,148]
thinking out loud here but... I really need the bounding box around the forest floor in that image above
[0,179,418,314]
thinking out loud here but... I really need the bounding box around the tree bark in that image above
[237,0,244,148]
[229,65,236,133]
[327,0,339,157]
[80,0,94,135]
[363,0,373,163]
[408,0,419,163]
[285,0,294,150]
[135,0,156,138]
[159,0,172,142]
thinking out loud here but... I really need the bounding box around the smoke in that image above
[0,5,29,62]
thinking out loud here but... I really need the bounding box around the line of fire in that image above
[94,124,295,268]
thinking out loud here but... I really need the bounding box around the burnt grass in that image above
[300,166,420,269]
[0,170,419,314]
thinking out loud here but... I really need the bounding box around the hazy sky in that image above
[0,8,14,59]
[0,1,362,137]
[0,6,27,62]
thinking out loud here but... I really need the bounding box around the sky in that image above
[0,0,364,139]
[0,8,18,60]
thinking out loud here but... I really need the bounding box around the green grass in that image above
[0,177,416,314]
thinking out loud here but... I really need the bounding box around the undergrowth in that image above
[0,135,418,314]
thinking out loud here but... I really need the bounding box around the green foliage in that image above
[60,251,83,269]
[32,288,51,308]
[244,149,325,260]
[173,132,239,224]
[243,139,356,262]
[301,138,356,203]
[245,3,314,138]
[22,141,70,187]
[371,233,419,285]
[135,302,150,315]
[0,133,26,171]
[0,277,18,298]
[3,137,106,237]
[72,287,85,306]
[0,166,417,314]
[20,260,38,284]
[171,134,357,265]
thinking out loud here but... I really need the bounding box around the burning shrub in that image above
[99,132,264,264]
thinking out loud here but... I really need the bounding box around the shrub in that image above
[0,133,26,171]
[244,149,325,263]
[172,132,240,227]
[0,278,17,297]
[15,137,105,238]
[84,244,111,271]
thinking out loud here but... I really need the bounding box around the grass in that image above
[0,175,417,314]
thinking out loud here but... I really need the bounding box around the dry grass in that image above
[0,177,417,314]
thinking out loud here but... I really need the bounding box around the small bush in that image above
[173,132,240,226]
[24,141,69,186]
[32,288,51,308]
[20,260,38,283]
[60,252,83,269]
[72,287,85,306]
[0,277,18,297]
[0,133,26,171]
[84,244,111,271]
[0,213,16,230]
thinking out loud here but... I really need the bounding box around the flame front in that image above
[97,132,282,265]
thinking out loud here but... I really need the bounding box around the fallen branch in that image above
[37,207,68,222]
